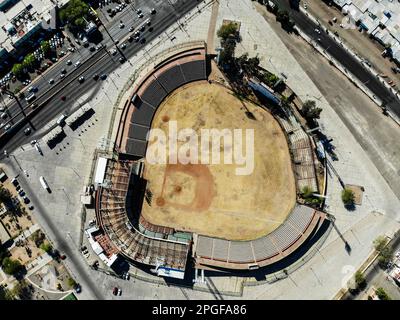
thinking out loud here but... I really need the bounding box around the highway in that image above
[274,0,400,118]
[0,0,203,154]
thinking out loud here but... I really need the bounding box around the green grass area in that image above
[63,292,77,300]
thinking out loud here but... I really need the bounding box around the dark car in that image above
[93,74,99,81]
[100,74,107,80]
[74,284,82,294]
[112,287,118,295]
[61,96,66,101]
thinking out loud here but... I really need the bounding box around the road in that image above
[343,233,400,300]
[0,0,202,154]
[274,0,400,118]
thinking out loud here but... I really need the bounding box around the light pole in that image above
[58,187,71,203]
[4,151,23,171]
[0,88,27,119]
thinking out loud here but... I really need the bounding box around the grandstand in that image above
[93,43,329,279]
[116,46,207,158]
[194,205,324,270]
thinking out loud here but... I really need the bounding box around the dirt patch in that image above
[160,163,215,212]
[345,184,364,205]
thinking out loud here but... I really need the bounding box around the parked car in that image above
[78,76,85,83]
[74,283,82,294]
[48,78,54,84]
[23,127,31,135]
[112,287,122,296]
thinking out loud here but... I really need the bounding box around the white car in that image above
[49,78,54,84]
[4,124,11,131]
[111,49,117,55]
[75,61,81,68]
[66,59,72,65]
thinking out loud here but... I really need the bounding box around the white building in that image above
[333,0,400,63]
[0,0,69,70]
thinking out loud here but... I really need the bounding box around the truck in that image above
[39,176,50,191]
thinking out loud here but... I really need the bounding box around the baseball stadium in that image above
[93,42,330,280]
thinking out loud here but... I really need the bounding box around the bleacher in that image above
[278,112,318,192]
[120,48,207,158]
[157,65,187,93]
[195,205,319,268]
[140,78,169,108]
[180,60,206,82]
[96,159,191,272]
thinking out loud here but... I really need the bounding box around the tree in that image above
[22,53,36,70]
[40,40,51,56]
[276,9,295,29]
[11,63,24,77]
[236,53,261,76]
[373,236,393,269]
[2,257,23,275]
[373,236,388,252]
[302,100,322,120]
[0,185,11,202]
[67,277,77,288]
[59,0,90,30]
[301,186,313,199]
[354,271,366,290]
[40,242,52,253]
[217,22,238,41]
[375,287,391,300]
[218,38,237,66]
[0,285,14,300]
[11,280,32,300]
[341,188,355,206]
[378,246,393,269]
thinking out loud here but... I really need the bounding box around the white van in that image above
[56,114,67,125]
[25,93,36,103]
[39,176,49,190]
